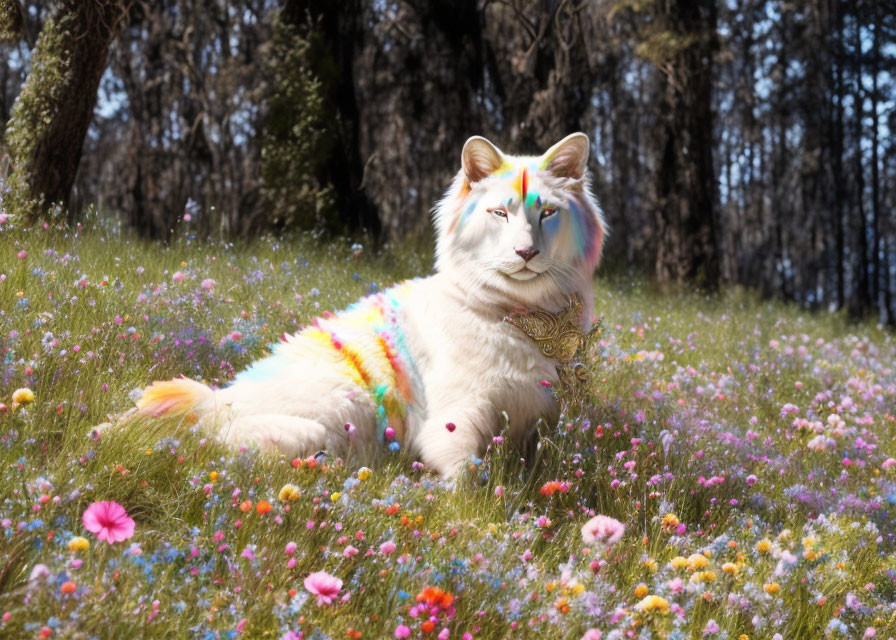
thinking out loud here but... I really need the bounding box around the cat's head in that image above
[434,133,606,311]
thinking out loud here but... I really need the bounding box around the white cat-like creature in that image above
[136,133,606,477]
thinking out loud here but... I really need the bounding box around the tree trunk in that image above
[284,0,381,237]
[651,0,720,289]
[4,0,123,221]
[848,11,870,317]
[869,10,881,316]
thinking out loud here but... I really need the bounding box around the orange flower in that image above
[239,500,252,513]
[60,581,77,594]
[421,620,435,633]
[539,481,570,496]
[416,586,455,609]
[256,500,272,515]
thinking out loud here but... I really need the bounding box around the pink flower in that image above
[343,545,359,559]
[380,540,397,555]
[285,541,297,555]
[201,278,215,290]
[28,563,51,585]
[394,626,411,639]
[581,515,625,547]
[581,631,602,640]
[303,571,342,606]
[882,458,896,470]
[172,271,185,282]
[82,501,135,543]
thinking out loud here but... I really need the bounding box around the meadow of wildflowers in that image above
[1,212,895,639]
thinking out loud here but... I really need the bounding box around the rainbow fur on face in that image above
[435,133,606,317]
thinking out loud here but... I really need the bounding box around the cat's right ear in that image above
[462,136,505,183]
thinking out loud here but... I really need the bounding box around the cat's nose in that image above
[515,246,539,262]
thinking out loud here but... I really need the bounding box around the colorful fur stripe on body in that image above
[139,281,420,445]
[270,281,419,444]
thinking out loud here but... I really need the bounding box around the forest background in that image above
[1,0,894,323]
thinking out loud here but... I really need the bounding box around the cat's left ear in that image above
[541,133,590,180]
[462,136,505,183]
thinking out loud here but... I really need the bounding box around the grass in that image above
[1,211,895,639]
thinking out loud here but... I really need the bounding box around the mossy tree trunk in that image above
[0,0,25,41]
[4,0,123,221]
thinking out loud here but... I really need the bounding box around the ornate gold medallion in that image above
[504,294,601,403]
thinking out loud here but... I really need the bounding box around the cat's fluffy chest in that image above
[400,275,559,439]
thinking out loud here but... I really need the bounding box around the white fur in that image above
[150,134,606,477]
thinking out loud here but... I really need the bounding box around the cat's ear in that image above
[462,136,505,183]
[541,133,589,180]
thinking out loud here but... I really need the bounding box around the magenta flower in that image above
[303,570,342,606]
[581,515,625,547]
[82,501,135,543]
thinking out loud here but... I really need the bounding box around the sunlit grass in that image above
[1,213,894,638]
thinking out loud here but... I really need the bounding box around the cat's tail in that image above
[136,376,216,420]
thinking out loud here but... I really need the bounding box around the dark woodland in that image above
[1,0,895,323]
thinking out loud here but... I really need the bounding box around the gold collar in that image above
[504,293,601,398]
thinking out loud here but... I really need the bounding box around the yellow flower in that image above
[802,535,818,548]
[634,583,648,598]
[68,536,89,552]
[686,553,710,571]
[690,570,717,583]
[278,483,301,502]
[208,471,219,483]
[330,492,342,502]
[738,635,750,640]
[634,594,670,614]
[670,555,688,569]
[756,539,772,553]
[545,581,558,592]
[721,562,738,575]
[569,582,585,597]
[357,467,372,481]
[764,582,781,595]
[642,558,658,572]
[661,513,680,533]
[12,388,34,405]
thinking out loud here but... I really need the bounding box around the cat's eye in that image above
[487,206,508,219]
[540,207,557,221]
